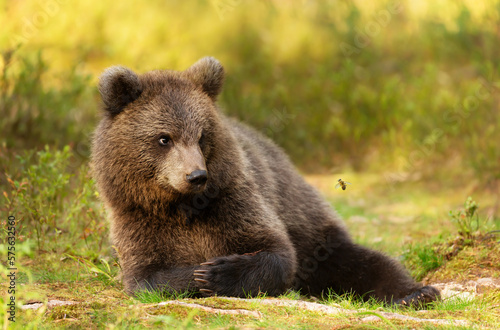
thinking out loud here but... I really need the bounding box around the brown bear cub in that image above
[92,57,440,307]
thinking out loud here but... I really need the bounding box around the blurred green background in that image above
[1,0,499,175]
[1,0,499,256]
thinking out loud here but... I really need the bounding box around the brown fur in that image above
[91,57,440,306]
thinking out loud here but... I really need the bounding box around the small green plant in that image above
[278,289,302,300]
[134,285,196,303]
[66,254,119,284]
[402,242,444,281]
[243,288,268,299]
[449,196,479,239]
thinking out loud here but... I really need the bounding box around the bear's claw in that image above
[193,271,207,277]
[194,255,249,296]
[195,263,215,296]
[395,285,441,308]
[199,288,213,294]
[194,278,208,284]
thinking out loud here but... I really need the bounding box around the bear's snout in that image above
[186,169,208,187]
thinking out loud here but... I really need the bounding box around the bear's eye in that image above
[199,132,205,147]
[158,135,172,146]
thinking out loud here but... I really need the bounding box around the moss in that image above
[425,234,500,283]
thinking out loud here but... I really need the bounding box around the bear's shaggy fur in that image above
[91,57,439,306]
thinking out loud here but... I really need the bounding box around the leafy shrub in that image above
[0,50,96,150]
[1,145,107,257]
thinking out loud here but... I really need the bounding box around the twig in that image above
[223,298,470,326]
[157,301,262,318]
[360,312,469,326]
[224,297,350,315]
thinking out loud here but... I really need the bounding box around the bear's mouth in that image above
[186,181,208,194]
[162,178,208,197]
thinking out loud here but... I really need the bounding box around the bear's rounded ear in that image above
[184,57,225,100]
[98,66,143,115]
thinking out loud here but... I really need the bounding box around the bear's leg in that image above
[194,250,296,297]
[297,230,439,307]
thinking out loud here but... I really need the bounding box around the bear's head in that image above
[92,57,233,209]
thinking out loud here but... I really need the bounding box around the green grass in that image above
[325,289,386,311]
[403,243,445,281]
[135,287,197,304]
[6,272,498,329]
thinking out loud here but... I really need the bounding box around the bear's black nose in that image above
[186,170,208,185]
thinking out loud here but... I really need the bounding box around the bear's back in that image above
[226,117,347,247]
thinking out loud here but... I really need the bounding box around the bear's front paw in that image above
[193,254,258,297]
[396,285,441,308]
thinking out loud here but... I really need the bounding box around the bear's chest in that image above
[112,210,250,266]
[144,220,244,265]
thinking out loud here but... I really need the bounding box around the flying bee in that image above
[335,178,351,191]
